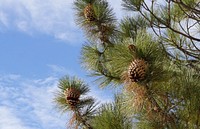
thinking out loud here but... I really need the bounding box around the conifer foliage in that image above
[54,0,200,129]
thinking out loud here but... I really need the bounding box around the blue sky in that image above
[0,0,122,129]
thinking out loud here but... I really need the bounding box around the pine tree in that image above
[54,0,200,128]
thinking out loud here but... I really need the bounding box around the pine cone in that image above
[128,59,148,82]
[84,4,96,22]
[65,88,80,106]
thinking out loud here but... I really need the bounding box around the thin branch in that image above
[142,2,200,41]
[168,0,171,27]
[172,0,200,15]
[178,21,188,34]
[75,110,93,129]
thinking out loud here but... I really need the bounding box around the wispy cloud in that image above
[0,106,32,129]
[47,64,75,76]
[0,74,21,82]
[0,73,114,129]
[0,11,9,28]
[0,0,123,43]
[0,0,82,44]
[0,74,67,129]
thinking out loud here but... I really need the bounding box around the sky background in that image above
[0,0,123,129]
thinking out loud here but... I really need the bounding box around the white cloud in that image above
[0,11,9,27]
[0,74,21,82]
[0,73,114,129]
[0,0,125,43]
[0,74,67,129]
[47,64,75,76]
[16,20,29,33]
[20,77,66,129]
[0,0,82,44]
[0,106,32,129]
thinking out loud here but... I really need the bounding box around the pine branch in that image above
[141,2,200,42]
[75,109,94,129]
[53,75,97,129]
[144,84,178,128]
[74,0,117,45]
